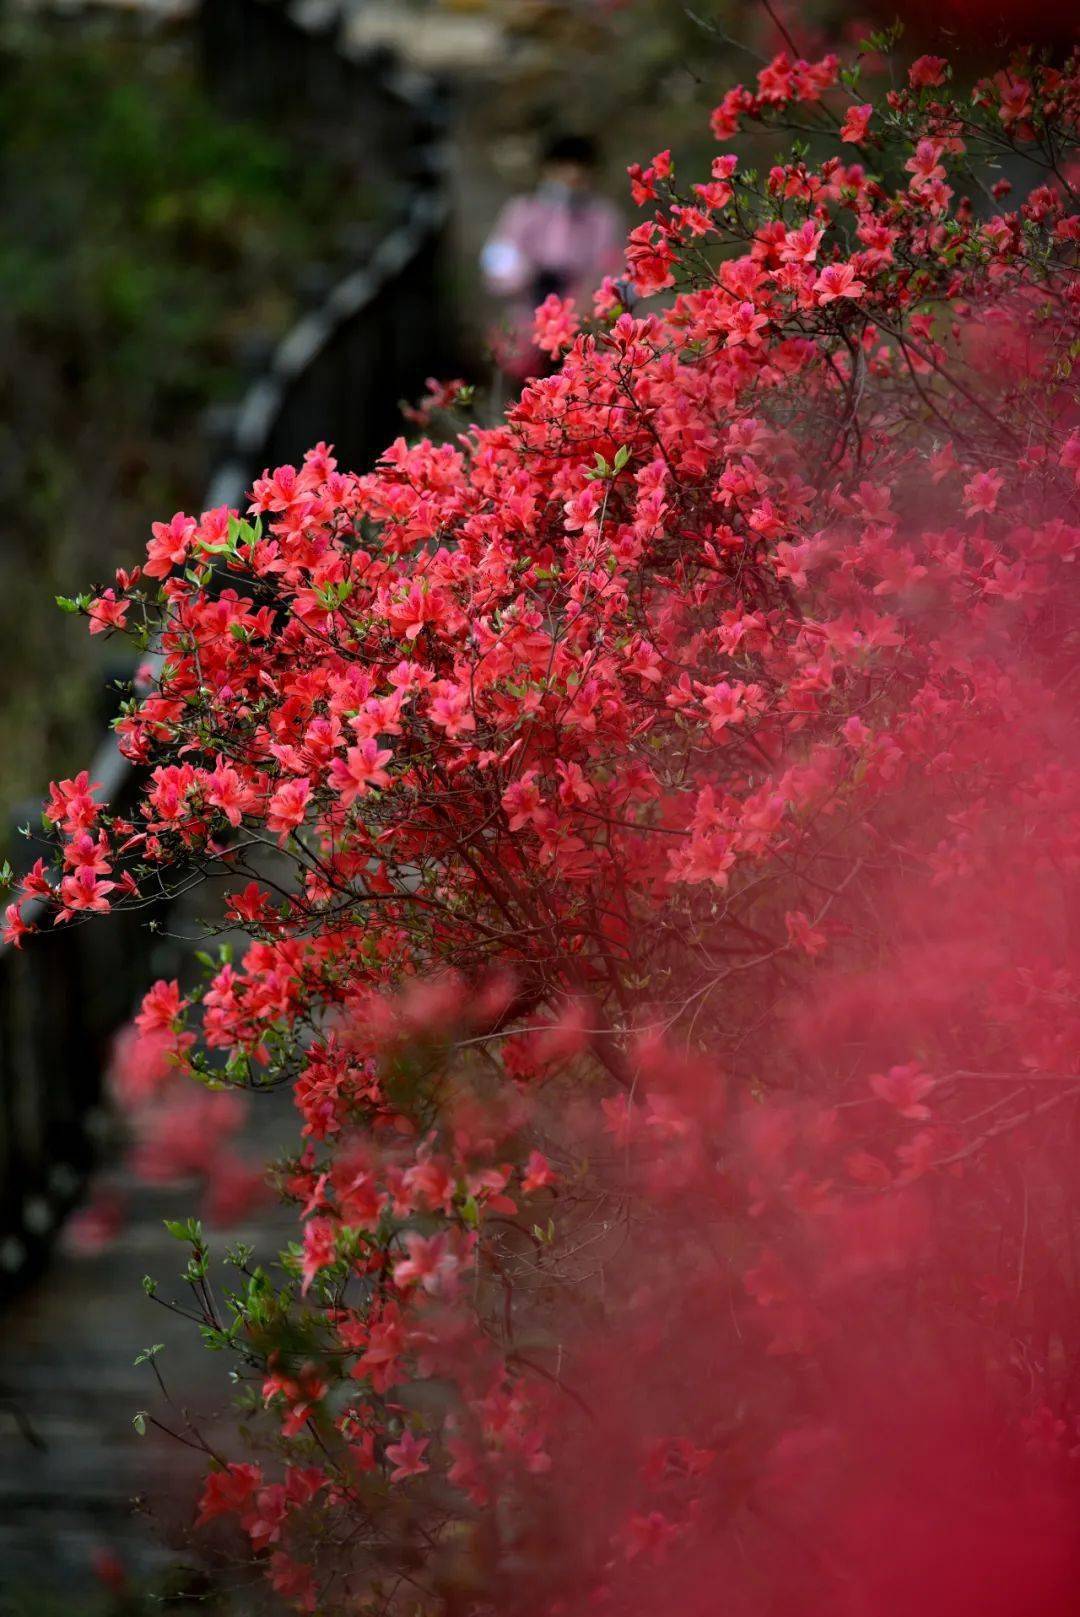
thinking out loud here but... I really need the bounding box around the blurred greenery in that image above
[0,1569,245,1617]
[0,16,366,817]
[474,2,837,157]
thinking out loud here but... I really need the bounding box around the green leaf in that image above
[164,1216,204,1245]
[863,20,903,54]
[133,1343,165,1367]
[133,1412,147,1436]
[200,1326,235,1350]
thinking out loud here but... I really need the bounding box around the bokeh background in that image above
[1,0,1070,1611]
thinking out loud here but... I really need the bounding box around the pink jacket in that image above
[481,187,624,311]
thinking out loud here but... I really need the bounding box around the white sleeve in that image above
[481,239,528,293]
[480,201,532,295]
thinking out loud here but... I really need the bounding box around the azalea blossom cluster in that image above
[8,37,1080,1614]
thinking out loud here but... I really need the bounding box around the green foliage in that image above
[0,25,343,401]
[0,17,362,815]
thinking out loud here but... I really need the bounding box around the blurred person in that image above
[480,131,623,385]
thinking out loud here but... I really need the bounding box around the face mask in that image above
[537,181,579,206]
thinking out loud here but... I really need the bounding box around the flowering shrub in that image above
[8,34,1080,1615]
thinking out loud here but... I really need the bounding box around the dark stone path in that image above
[0,1096,293,1604]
